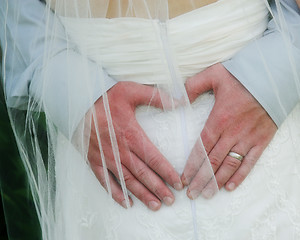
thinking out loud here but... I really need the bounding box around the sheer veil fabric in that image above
[1,0,300,239]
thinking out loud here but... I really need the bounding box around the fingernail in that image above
[202,189,214,199]
[187,190,199,200]
[181,176,189,186]
[121,200,131,209]
[148,201,160,211]
[163,196,174,206]
[174,182,183,191]
[227,182,236,191]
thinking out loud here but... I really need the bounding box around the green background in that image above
[0,53,40,240]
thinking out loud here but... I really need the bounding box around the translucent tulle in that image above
[1,0,300,239]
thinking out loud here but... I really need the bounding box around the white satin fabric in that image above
[54,0,300,239]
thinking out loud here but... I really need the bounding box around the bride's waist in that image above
[60,0,268,84]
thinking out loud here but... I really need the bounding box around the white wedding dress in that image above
[52,0,300,239]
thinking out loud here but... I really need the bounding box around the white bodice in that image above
[60,0,268,85]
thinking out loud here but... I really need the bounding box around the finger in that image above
[183,130,232,188]
[213,142,249,189]
[93,146,164,211]
[225,146,262,191]
[200,114,221,155]
[182,121,220,186]
[182,104,222,186]
[200,178,219,199]
[185,135,234,199]
[92,142,165,211]
[125,152,175,206]
[91,164,134,209]
[181,115,222,186]
[132,84,177,109]
[181,138,207,186]
[207,135,235,173]
[112,165,163,211]
[185,70,213,103]
[125,124,183,191]
[186,158,217,200]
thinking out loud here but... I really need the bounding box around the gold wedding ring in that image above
[228,151,244,161]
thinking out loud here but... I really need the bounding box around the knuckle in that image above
[245,155,257,168]
[258,132,273,146]
[186,79,198,95]
[201,130,215,153]
[89,155,103,167]
[201,127,210,140]
[112,82,135,102]
[115,81,127,91]
[123,172,135,188]
[217,178,226,188]
[209,155,222,169]
[146,153,161,170]
[224,157,241,170]
[217,113,230,127]
[230,124,243,136]
[110,82,125,99]
[123,128,137,146]
[135,167,148,180]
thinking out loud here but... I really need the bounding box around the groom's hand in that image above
[182,63,277,199]
[87,81,183,211]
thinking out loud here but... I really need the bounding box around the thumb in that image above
[133,84,178,110]
[185,70,213,103]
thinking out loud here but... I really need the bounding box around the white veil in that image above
[1,0,300,239]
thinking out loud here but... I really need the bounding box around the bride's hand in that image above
[87,81,183,211]
[181,63,277,199]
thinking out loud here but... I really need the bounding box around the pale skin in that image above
[87,64,277,210]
